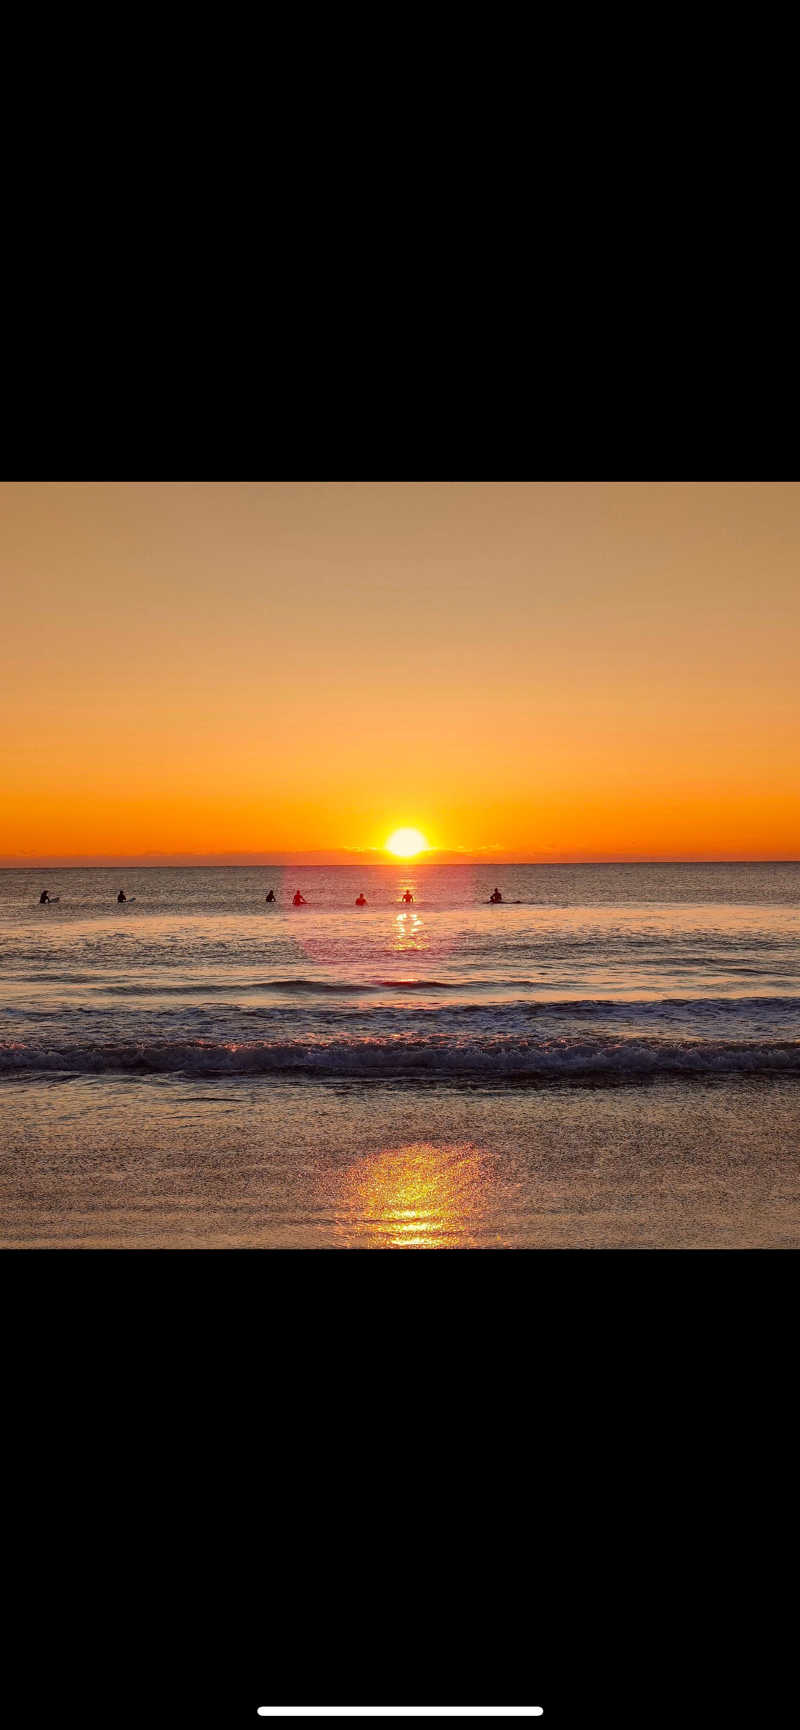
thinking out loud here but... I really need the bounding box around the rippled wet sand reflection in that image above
[330,1141,497,1248]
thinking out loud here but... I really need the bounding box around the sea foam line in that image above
[2,1035,800,1080]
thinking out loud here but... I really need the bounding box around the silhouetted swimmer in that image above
[355,894,367,906]
[489,887,503,904]
[117,890,127,903]
[401,890,414,904]
[39,890,50,904]
[292,890,307,906]
[265,890,276,903]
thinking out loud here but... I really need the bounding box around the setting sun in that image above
[385,827,430,858]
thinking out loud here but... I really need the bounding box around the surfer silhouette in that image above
[265,890,275,903]
[292,890,307,906]
[401,890,413,904]
[355,894,367,906]
[39,890,50,904]
[490,887,503,903]
[117,890,126,903]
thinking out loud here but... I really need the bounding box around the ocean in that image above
[2,861,799,1246]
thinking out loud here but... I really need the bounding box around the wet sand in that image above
[1,1074,799,1248]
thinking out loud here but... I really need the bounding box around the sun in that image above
[385,827,430,858]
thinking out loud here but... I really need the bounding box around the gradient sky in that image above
[2,481,799,863]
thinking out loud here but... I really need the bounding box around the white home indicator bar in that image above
[257,1712,543,1719]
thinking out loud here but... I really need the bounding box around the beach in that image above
[2,1072,800,1247]
[1,861,799,1248]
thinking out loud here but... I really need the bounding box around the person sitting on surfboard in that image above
[401,890,413,903]
[117,889,127,903]
[292,890,307,906]
[39,890,50,904]
[355,894,367,906]
[490,887,503,903]
[265,889,275,903]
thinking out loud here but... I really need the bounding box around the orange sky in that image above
[2,481,799,863]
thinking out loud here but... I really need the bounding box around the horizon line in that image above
[2,855,800,870]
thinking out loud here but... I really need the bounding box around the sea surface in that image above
[2,862,799,1246]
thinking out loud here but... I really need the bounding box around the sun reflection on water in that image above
[393,910,425,953]
[334,1141,490,1248]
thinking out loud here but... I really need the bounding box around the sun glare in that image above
[385,827,429,858]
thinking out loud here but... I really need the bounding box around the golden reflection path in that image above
[392,909,424,953]
[332,1141,494,1248]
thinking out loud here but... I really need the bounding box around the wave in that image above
[105,977,374,995]
[2,1034,800,1080]
[11,965,800,1008]
[108,977,476,995]
[9,974,476,995]
[8,988,800,1021]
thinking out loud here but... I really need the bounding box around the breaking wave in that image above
[2,1033,800,1080]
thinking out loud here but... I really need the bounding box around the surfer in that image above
[265,889,275,903]
[39,890,50,904]
[292,890,307,906]
[489,887,503,904]
[355,894,367,906]
[117,889,127,904]
[401,890,414,904]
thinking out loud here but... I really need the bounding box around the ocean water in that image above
[2,862,800,1246]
